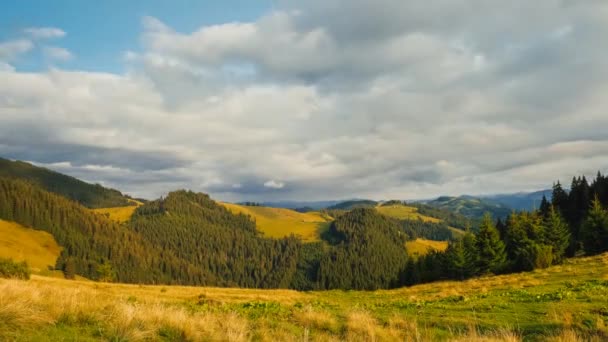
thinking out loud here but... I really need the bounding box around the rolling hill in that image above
[0,157,134,208]
[221,203,331,242]
[375,204,441,222]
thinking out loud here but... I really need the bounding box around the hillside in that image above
[221,203,331,242]
[424,195,512,219]
[0,219,61,274]
[0,157,133,208]
[91,199,143,223]
[2,253,607,341]
[0,178,200,284]
[375,203,441,222]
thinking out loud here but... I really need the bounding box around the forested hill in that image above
[0,158,133,208]
[130,191,301,288]
[0,177,200,284]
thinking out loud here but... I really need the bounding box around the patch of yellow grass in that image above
[405,238,448,256]
[221,203,331,242]
[0,220,61,273]
[92,200,141,223]
[376,205,442,222]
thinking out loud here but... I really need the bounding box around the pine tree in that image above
[551,181,569,218]
[476,213,507,274]
[580,196,608,255]
[542,206,570,263]
[539,195,551,218]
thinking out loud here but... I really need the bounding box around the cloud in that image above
[264,180,285,189]
[1,1,608,201]
[43,46,73,61]
[24,27,66,39]
[0,39,33,61]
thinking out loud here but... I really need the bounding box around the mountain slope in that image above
[0,178,199,284]
[130,191,301,288]
[0,219,61,273]
[0,157,133,208]
[221,203,330,242]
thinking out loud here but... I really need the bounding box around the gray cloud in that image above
[1,1,608,201]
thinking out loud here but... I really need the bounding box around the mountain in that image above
[480,189,552,211]
[260,200,343,210]
[424,195,512,219]
[0,157,134,208]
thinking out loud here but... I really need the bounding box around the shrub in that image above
[0,258,31,280]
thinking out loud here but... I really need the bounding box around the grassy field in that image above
[92,200,143,223]
[221,203,331,242]
[0,219,61,273]
[406,238,449,256]
[1,253,607,341]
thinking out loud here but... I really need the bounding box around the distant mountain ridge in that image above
[479,189,552,211]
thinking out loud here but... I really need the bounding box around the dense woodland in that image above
[1,160,607,291]
[0,158,133,208]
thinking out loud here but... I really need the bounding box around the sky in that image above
[1,1,608,202]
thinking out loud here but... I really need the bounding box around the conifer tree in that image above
[542,206,570,263]
[476,213,507,274]
[539,195,551,218]
[580,196,608,255]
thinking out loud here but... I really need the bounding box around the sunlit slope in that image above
[377,204,465,237]
[0,219,61,273]
[221,203,331,242]
[405,238,449,256]
[2,253,607,341]
[375,204,442,222]
[92,200,143,223]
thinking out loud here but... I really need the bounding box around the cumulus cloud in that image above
[1,1,608,201]
[43,46,73,61]
[0,39,33,61]
[24,27,66,39]
[264,180,285,189]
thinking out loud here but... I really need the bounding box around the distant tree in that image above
[580,196,608,255]
[476,213,507,274]
[63,258,76,280]
[97,262,116,282]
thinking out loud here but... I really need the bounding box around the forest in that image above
[0,161,607,291]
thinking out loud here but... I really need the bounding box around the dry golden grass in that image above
[0,219,61,273]
[92,200,142,223]
[2,253,607,341]
[221,202,330,242]
[405,238,449,256]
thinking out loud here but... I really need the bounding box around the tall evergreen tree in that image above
[580,196,608,255]
[476,213,507,274]
[539,195,551,218]
[551,181,569,218]
[542,206,570,263]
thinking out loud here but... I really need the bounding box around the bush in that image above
[0,258,31,280]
